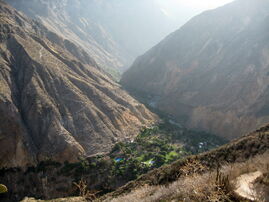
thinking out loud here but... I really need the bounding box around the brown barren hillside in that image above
[0,1,156,168]
[121,0,269,140]
[5,0,126,74]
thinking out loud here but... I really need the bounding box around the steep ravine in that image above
[0,1,157,168]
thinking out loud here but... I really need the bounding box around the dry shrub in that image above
[220,152,268,181]
[74,179,100,201]
[103,152,269,202]
[179,159,206,177]
[104,172,231,202]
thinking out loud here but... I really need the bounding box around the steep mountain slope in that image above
[5,0,125,75]
[79,0,190,60]
[5,0,201,73]
[0,1,156,168]
[121,0,269,139]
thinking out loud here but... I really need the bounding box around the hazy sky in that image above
[170,0,234,9]
[157,0,235,20]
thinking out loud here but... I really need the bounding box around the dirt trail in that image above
[234,171,262,201]
[39,47,44,59]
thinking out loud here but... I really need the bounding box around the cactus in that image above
[0,184,7,194]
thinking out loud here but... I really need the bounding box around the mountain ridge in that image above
[0,1,157,168]
[5,0,127,75]
[5,0,198,75]
[121,0,269,140]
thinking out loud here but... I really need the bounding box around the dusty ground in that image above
[234,171,263,201]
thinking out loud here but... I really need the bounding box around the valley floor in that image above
[0,121,226,202]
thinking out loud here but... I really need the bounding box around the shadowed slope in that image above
[122,0,269,139]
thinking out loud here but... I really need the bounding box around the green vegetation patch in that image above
[5,120,227,200]
[106,121,227,180]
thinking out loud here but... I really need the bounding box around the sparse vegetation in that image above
[74,179,99,201]
[1,124,268,201]
[98,126,269,201]
[102,152,269,202]
[55,121,226,188]
[0,120,226,201]
[1,1,269,202]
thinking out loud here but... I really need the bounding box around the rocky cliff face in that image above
[5,0,126,75]
[0,1,156,168]
[121,0,269,139]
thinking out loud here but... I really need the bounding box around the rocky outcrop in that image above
[0,1,156,168]
[121,0,269,139]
